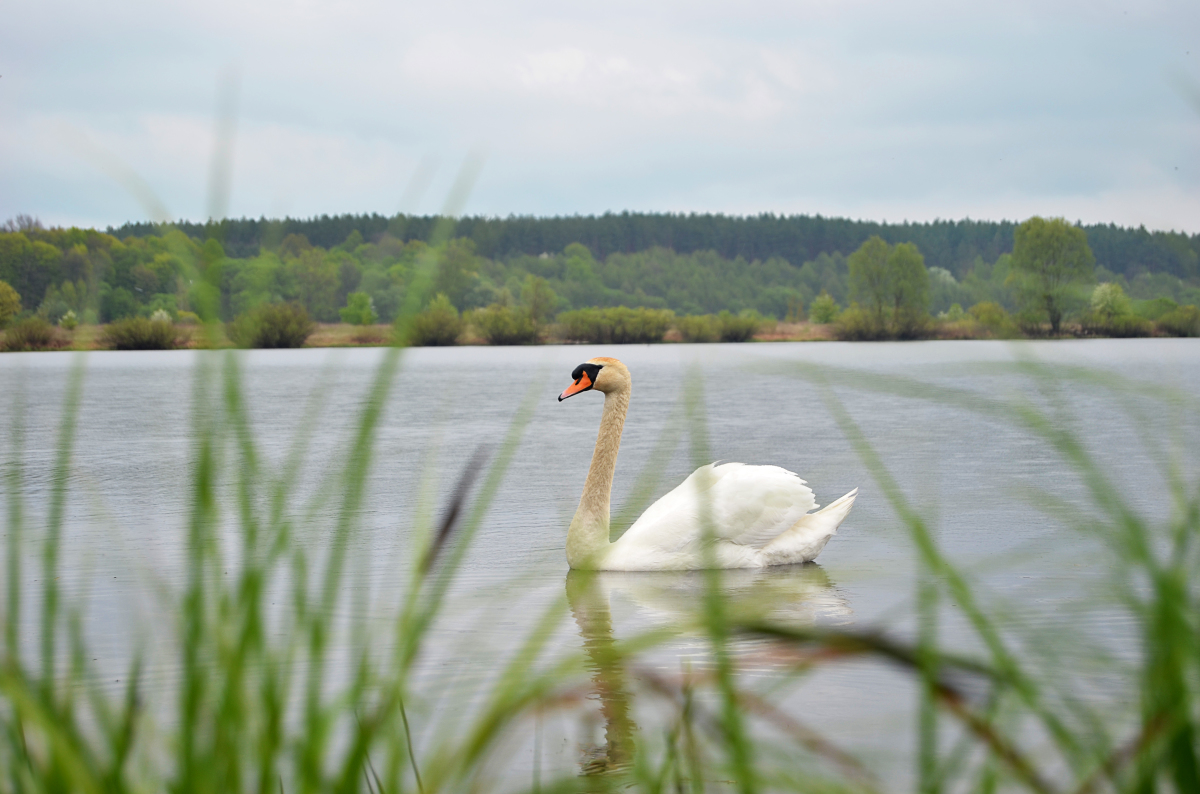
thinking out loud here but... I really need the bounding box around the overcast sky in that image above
[2,0,1199,232]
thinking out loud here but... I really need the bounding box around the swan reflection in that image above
[565,564,850,774]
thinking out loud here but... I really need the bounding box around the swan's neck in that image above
[567,387,629,569]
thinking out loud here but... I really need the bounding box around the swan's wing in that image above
[616,470,707,554]
[707,463,817,548]
[761,487,857,565]
[620,462,817,552]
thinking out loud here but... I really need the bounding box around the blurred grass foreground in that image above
[2,346,1200,794]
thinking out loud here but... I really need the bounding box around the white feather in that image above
[601,463,857,571]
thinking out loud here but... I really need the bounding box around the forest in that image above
[1,212,1197,329]
[107,211,1200,283]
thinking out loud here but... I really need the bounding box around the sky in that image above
[2,0,1199,233]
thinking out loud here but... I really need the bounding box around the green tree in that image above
[887,242,930,338]
[278,233,313,259]
[433,239,479,309]
[37,284,72,324]
[339,292,378,325]
[1009,217,1095,334]
[289,249,339,321]
[847,236,891,332]
[1091,282,1130,320]
[1082,282,1151,337]
[358,268,404,323]
[100,284,139,322]
[560,243,606,308]
[58,280,89,314]
[797,252,849,305]
[809,292,840,324]
[846,237,930,338]
[0,233,62,312]
[521,275,557,326]
[0,279,21,328]
[333,252,362,309]
[196,238,226,320]
[230,254,288,317]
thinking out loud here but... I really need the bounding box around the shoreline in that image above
[2,319,1186,353]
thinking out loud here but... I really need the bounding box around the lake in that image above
[2,339,1197,785]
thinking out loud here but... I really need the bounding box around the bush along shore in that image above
[1,215,1198,350]
[3,303,1197,352]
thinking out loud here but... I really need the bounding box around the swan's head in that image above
[558,357,630,401]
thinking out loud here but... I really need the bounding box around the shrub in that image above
[1133,297,1178,321]
[37,295,71,325]
[468,304,539,345]
[1080,288,1154,337]
[176,311,201,325]
[809,292,840,324]
[1090,282,1131,320]
[556,309,604,343]
[339,292,378,325]
[833,304,887,341]
[967,301,1017,338]
[716,310,765,342]
[1,317,58,352]
[1156,305,1200,337]
[102,317,181,350]
[1015,309,1046,337]
[149,308,173,323]
[404,294,463,346]
[1104,314,1154,337]
[227,303,314,349]
[940,303,965,322]
[557,307,673,344]
[892,308,933,340]
[968,301,1006,327]
[675,314,719,343]
[58,310,79,331]
[0,280,21,328]
[608,307,673,344]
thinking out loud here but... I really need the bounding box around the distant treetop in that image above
[102,212,1199,282]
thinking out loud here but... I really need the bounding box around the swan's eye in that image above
[560,363,601,401]
[570,363,602,382]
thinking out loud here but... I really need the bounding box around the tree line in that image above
[107,211,1200,283]
[0,221,855,326]
[2,213,1198,341]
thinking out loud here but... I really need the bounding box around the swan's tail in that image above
[762,487,858,565]
[813,488,858,531]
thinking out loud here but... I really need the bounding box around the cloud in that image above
[1,0,1198,232]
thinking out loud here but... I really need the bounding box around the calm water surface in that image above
[2,340,1198,779]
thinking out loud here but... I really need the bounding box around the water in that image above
[2,339,1198,781]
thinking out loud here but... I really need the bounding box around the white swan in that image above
[559,357,858,570]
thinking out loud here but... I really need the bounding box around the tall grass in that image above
[1,345,575,793]
[2,342,1197,793]
[746,355,1200,793]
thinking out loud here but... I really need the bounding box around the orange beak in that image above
[558,370,593,401]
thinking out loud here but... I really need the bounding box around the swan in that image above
[558,357,858,571]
